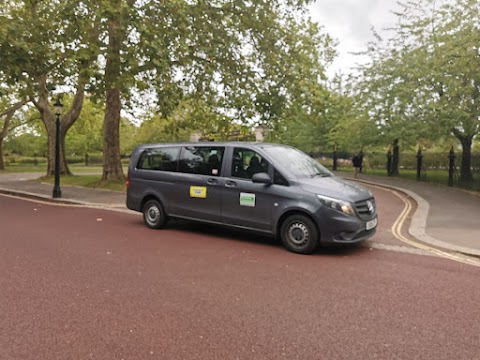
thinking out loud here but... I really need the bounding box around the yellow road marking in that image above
[387,187,480,267]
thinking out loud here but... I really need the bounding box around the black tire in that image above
[280,214,319,254]
[143,199,167,229]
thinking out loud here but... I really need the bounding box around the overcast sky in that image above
[309,0,402,76]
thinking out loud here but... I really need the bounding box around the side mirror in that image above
[252,172,272,185]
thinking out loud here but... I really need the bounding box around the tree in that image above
[425,0,480,183]
[0,1,99,176]
[323,75,383,153]
[3,0,335,182]
[85,0,334,181]
[246,15,336,149]
[354,0,480,184]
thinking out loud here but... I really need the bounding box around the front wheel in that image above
[280,215,319,254]
[143,199,167,229]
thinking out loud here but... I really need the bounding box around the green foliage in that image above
[93,0,335,143]
[4,132,46,157]
[65,98,104,156]
[0,0,98,92]
[119,117,139,155]
[4,103,47,156]
[352,0,480,182]
[473,141,480,153]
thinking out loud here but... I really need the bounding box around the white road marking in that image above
[364,241,434,256]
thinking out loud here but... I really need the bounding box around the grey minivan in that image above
[126,142,377,254]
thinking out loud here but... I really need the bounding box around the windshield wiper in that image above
[311,172,331,178]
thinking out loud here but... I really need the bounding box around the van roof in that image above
[135,141,290,149]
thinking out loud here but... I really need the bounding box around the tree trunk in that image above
[459,136,474,184]
[102,88,124,181]
[102,6,125,182]
[0,138,4,170]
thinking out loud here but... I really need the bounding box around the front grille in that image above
[355,198,376,220]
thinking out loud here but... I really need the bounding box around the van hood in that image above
[299,176,373,203]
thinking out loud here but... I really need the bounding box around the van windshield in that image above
[263,146,333,179]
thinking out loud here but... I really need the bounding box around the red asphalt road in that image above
[1,189,479,360]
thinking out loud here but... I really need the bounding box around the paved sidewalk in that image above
[1,171,480,256]
[0,172,126,208]
[338,171,480,257]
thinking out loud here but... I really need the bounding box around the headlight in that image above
[317,195,355,216]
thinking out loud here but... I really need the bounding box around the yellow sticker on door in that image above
[190,186,207,198]
[240,192,256,207]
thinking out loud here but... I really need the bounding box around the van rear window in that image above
[137,147,180,171]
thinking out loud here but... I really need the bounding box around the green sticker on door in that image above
[240,192,256,207]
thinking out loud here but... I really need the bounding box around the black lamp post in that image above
[52,97,63,198]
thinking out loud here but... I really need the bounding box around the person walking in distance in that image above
[352,152,362,178]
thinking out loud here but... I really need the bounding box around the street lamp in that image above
[52,97,63,198]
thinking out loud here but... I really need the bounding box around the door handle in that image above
[225,180,237,188]
[207,178,218,185]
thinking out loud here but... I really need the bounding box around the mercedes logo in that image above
[367,200,374,213]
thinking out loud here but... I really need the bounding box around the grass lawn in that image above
[38,175,126,192]
[2,164,126,192]
[1,165,47,173]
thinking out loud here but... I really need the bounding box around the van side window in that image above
[179,146,225,176]
[137,147,179,171]
[232,148,269,180]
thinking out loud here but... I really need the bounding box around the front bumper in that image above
[312,208,378,246]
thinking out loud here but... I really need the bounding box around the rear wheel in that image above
[280,215,319,254]
[143,199,167,229]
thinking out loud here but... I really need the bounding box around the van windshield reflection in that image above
[263,146,332,179]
